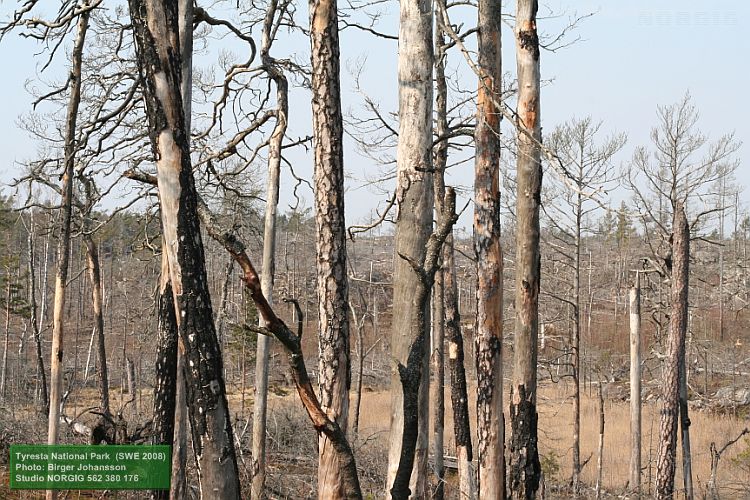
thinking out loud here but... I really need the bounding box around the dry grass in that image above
[351,382,750,498]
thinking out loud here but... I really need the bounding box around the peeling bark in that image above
[27,216,48,414]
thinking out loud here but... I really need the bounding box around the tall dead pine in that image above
[656,204,690,500]
[474,0,504,496]
[127,1,240,496]
[509,1,542,498]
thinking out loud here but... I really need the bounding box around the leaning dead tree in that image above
[509,0,543,498]
[474,0,505,496]
[127,0,240,496]
[386,0,434,495]
[656,204,689,500]
[197,201,364,499]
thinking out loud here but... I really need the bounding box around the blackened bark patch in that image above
[518,29,540,60]
[390,334,425,500]
[447,300,472,459]
[151,279,178,460]
[509,385,541,499]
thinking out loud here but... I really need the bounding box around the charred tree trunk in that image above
[251,2,288,496]
[509,1,542,498]
[27,215,48,414]
[309,0,351,496]
[386,0,434,495]
[151,251,179,500]
[656,204,689,500]
[47,8,90,500]
[445,236,476,499]
[474,0,504,496]
[128,1,240,496]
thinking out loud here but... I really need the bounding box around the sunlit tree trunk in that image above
[128,0,239,495]
[386,0,434,495]
[509,1,542,497]
[46,7,90,500]
[474,0,504,496]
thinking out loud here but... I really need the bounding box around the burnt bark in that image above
[127,1,240,496]
[656,204,690,500]
[309,0,351,496]
[390,190,458,500]
[444,235,475,498]
[509,1,542,498]
[151,251,178,500]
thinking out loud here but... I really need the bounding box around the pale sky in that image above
[0,1,747,229]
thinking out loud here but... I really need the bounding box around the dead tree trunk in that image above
[1,277,11,399]
[432,10,449,496]
[128,1,240,496]
[656,204,689,500]
[386,0,434,495]
[47,8,90,500]
[309,0,351,496]
[83,233,110,416]
[475,0,504,495]
[629,274,642,496]
[350,302,366,435]
[509,1,542,498]
[27,214,48,414]
[169,1,193,496]
[251,2,288,496]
